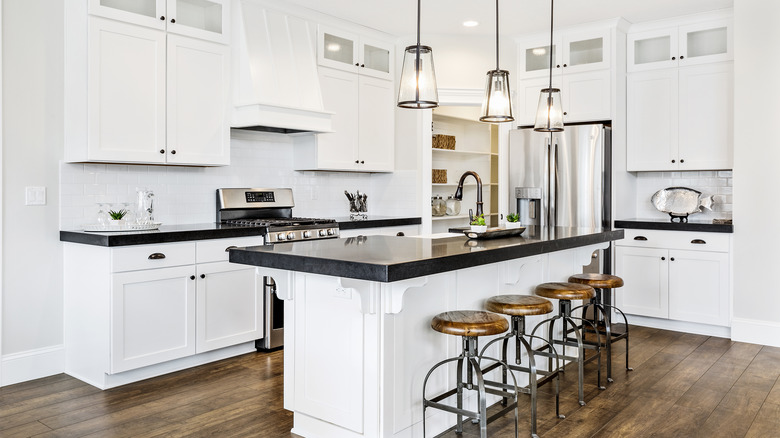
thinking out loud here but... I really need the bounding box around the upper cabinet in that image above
[628,19,732,72]
[294,25,395,172]
[626,13,733,171]
[317,26,393,80]
[65,0,230,166]
[517,24,620,125]
[88,0,229,44]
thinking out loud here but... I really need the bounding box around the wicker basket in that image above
[432,134,456,150]
[432,169,447,184]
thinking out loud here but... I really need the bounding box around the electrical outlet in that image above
[25,187,47,206]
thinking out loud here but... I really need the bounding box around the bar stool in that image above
[479,295,565,438]
[568,273,632,383]
[532,282,605,406]
[422,310,519,438]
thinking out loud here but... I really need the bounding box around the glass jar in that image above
[432,196,446,217]
[445,196,461,216]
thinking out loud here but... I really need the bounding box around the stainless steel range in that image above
[216,188,340,350]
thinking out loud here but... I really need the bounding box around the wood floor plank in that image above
[0,420,52,437]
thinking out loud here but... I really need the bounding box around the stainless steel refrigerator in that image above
[508,123,612,271]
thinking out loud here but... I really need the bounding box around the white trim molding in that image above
[1,345,65,386]
[731,318,780,348]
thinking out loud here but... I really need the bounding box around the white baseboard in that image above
[624,315,731,338]
[1,344,65,386]
[731,317,780,348]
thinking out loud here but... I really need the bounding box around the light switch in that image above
[25,186,47,206]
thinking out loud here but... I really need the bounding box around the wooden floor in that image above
[1,326,780,437]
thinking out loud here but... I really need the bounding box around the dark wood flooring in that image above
[1,325,779,437]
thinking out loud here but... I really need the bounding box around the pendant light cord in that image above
[495,0,500,70]
[415,0,422,102]
[547,0,554,91]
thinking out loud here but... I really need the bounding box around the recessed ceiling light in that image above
[463,20,479,27]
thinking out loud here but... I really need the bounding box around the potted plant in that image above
[470,214,487,233]
[505,212,522,229]
[107,208,128,225]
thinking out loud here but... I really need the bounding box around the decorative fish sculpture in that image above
[651,187,714,223]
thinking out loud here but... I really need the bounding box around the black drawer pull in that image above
[396,232,405,236]
[148,253,166,260]
[225,246,238,252]
[633,236,648,241]
[691,239,706,245]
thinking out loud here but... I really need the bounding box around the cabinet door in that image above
[518,38,559,79]
[517,76,562,125]
[357,75,394,172]
[166,0,229,44]
[111,266,196,373]
[318,26,359,73]
[679,19,732,67]
[166,34,230,165]
[359,37,393,80]
[678,63,733,170]
[562,30,610,74]
[615,246,669,319]
[196,262,263,353]
[668,250,729,326]
[562,70,611,123]
[628,27,677,72]
[627,69,679,171]
[88,18,166,164]
[89,0,166,30]
[310,67,360,170]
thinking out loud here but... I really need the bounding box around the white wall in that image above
[1,0,65,385]
[731,0,780,346]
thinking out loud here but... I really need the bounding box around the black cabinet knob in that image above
[360,64,365,67]
[160,149,165,154]
[160,16,165,20]
[680,55,684,60]
[563,112,568,116]
[360,160,365,164]
[200,274,206,279]
[190,275,196,280]
[671,159,676,163]
[171,150,176,155]
[355,63,359,66]
[556,64,561,68]
[672,56,676,60]
[355,160,359,164]
[670,257,675,261]
[661,257,666,261]
[680,159,684,163]
[563,64,567,67]
[170,18,176,23]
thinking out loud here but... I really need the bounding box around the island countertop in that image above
[229,226,624,282]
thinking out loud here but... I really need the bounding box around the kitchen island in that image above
[230,227,623,438]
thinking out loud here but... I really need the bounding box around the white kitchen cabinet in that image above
[65,3,230,166]
[338,224,419,238]
[317,26,393,81]
[89,0,229,44]
[615,229,730,328]
[294,67,394,172]
[111,265,197,373]
[519,28,610,78]
[627,62,732,171]
[628,19,731,72]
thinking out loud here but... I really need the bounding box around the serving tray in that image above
[463,226,526,239]
[83,222,162,232]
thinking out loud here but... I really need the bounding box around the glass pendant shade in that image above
[480,70,514,123]
[397,45,439,109]
[533,88,564,132]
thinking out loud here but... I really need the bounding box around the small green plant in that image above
[108,209,128,220]
[470,214,486,226]
[506,213,519,223]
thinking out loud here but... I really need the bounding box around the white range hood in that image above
[232,1,333,134]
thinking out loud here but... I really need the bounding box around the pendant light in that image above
[480,0,513,123]
[397,0,438,109]
[533,0,564,132]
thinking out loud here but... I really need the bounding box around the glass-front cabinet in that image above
[317,26,393,80]
[628,19,731,72]
[88,0,229,43]
[519,28,609,78]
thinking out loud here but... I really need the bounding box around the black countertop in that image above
[229,227,624,283]
[615,218,733,233]
[60,217,423,247]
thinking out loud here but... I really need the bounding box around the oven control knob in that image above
[318,229,327,237]
[277,232,287,241]
[303,230,312,238]
[327,228,335,236]
[286,232,296,240]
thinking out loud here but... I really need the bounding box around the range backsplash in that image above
[635,170,733,221]
[60,133,418,230]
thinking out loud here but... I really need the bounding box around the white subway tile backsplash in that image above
[633,170,733,221]
[60,133,418,230]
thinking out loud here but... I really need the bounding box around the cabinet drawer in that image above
[617,229,730,252]
[196,237,265,264]
[111,242,196,273]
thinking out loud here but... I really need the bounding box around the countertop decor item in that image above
[479,0,513,123]
[464,226,526,239]
[397,0,438,109]
[651,187,714,223]
[533,0,564,132]
[505,212,522,228]
[345,190,368,220]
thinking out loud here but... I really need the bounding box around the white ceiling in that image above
[283,0,733,37]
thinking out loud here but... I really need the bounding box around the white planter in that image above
[470,225,487,233]
[505,221,522,229]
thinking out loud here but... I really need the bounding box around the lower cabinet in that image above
[615,229,730,327]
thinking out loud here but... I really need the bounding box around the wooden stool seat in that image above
[535,282,595,301]
[568,273,624,289]
[486,295,554,316]
[431,311,509,337]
